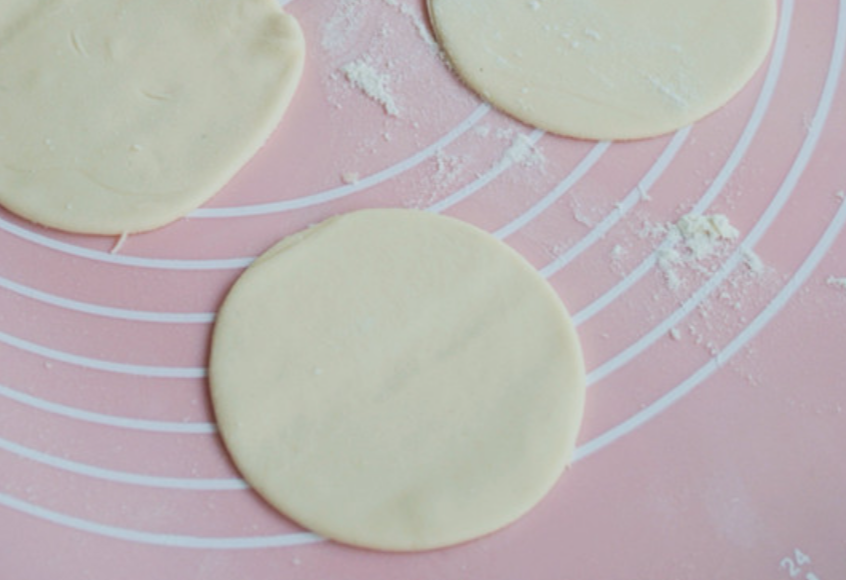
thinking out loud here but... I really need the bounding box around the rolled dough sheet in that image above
[428,0,777,140]
[210,209,586,552]
[0,0,304,234]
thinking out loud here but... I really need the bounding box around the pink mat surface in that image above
[1,1,844,578]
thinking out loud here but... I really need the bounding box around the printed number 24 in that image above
[780,549,820,580]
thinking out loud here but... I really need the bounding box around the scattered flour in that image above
[675,214,739,258]
[646,211,775,363]
[495,127,516,140]
[503,133,546,169]
[341,59,400,116]
[652,213,740,290]
[433,149,465,188]
[341,172,361,184]
[669,327,682,341]
[322,0,368,55]
[827,276,846,292]
[474,125,492,138]
[571,199,595,227]
[381,0,440,54]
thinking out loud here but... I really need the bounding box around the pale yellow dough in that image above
[428,0,777,140]
[210,210,586,551]
[0,0,304,234]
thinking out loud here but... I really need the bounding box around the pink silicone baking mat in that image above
[2,0,845,578]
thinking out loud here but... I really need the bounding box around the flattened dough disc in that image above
[0,0,304,234]
[428,0,777,140]
[210,209,586,551]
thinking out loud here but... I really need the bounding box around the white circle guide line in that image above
[0,435,245,491]
[0,329,206,379]
[0,217,254,270]
[0,274,214,324]
[0,382,215,434]
[0,491,322,549]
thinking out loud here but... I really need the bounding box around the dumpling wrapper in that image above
[210,209,587,551]
[428,0,777,140]
[0,0,304,234]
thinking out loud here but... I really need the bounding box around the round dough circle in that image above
[0,0,304,234]
[210,210,586,551]
[428,0,777,140]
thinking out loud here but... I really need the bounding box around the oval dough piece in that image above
[210,209,586,551]
[0,0,304,234]
[428,0,777,140]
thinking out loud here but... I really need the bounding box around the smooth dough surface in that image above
[428,0,777,140]
[210,209,586,551]
[0,0,304,234]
